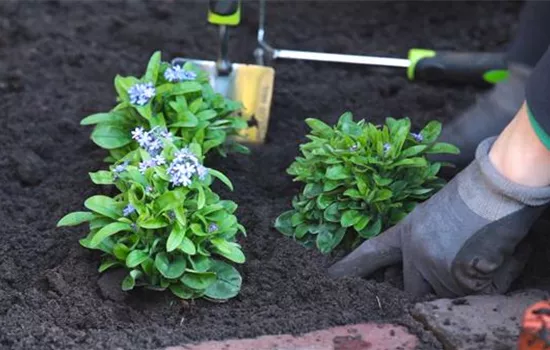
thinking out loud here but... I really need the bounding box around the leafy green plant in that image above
[274,112,459,254]
[81,51,249,163]
[58,127,246,300]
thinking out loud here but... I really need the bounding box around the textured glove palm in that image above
[328,137,550,297]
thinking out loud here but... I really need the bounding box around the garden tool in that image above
[255,0,508,86]
[172,0,275,144]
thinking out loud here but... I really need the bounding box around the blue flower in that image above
[411,132,423,142]
[166,147,207,187]
[128,82,156,106]
[123,204,136,217]
[383,143,391,153]
[164,65,197,83]
[113,160,129,177]
[131,127,165,156]
[152,155,166,166]
[208,223,218,233]
[138,159,155,174]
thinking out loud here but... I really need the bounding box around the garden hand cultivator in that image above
[172,0,275,144]
[255,0,508,86]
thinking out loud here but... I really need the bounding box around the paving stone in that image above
[411,289,550,350]
[164,323,418,350]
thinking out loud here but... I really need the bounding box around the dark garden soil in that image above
[1,1,546,349]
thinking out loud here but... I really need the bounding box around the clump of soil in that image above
[0,1,540,350]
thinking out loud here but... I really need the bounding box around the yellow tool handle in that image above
[208,0,241,26]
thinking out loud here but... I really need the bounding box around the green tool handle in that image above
[407,49,508,85]
[208,0,241,26]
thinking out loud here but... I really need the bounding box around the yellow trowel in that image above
[172,0,275,144]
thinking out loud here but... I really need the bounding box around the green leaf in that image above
[84,195,123,220]
[358,217,382,239]
[114,75,139,100]
[135,104,153,120]
[305,118,333,138]
[323,180,342,191]
[81,112,126,126]
[90,222,132,247]
[340,210,361,228]
[179,237,196,255]
[121,269,142,291]
[167,223,185,252]
[57,211,95,227]
[373,189,393,202]
[420,120,442,144]
[189,255,211,272]
[303,183,323,199]
[353,215,370,231]
[295,223,309,239]
[208,169,233,191]
[89,217,112,230]
[315,225,345,254]
[98,260,121,273]
[390,157,427,168]
[316,193,334,210]
[339,114,362,137]
[290,212,304,226]
[154,190,186,213]
[126,250,149,268]
[138,217,169,229]
[325,165,349,180]
[401,145,428,158]
[425,142,460,154]
[89,170,114,185]
[169,283,195,299]
[181,271,216,290]
[157,81,202,97]
[170,110,199,128]
[323,203,341,223]
[196,109,217,120]
[154,253,187,279]
[91,123,132,149]
[274,210,294,236]
[343,189,362,199]
[204,260,242,300]
[197,186,206,210]
[210,239,245,264]
[144,51,161,83]
[113,243,130,260]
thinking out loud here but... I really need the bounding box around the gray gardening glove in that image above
[433,63,532,176]
[328,137,550,297]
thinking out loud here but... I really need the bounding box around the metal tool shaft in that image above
[217,25,232,75]
[256,0,410,68]
[274,49,410,67]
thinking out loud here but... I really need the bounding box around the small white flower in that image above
[138,159,155,174]
[152,155,166,166]
[164,65,197,83]
[131,127,145,141]
[196,164,208,180]
[128,82,156,106]
[161,130,173,141]
[123,204,136,217]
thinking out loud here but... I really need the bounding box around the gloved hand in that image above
[432,63,532,176]
[328,137,550,297]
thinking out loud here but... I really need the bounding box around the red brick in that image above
[165,323,418,350]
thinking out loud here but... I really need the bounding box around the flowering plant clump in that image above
[274,112,459,254]
[58,128,246,300]
[81,51,249,163]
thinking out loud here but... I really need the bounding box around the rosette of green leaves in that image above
[275,112,459,254]
[80,51,249,163]
[57,142,247,301]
